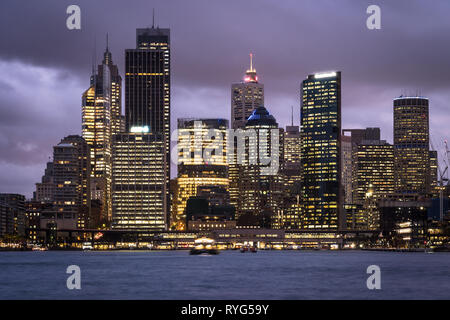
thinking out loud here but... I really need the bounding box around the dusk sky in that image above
[0,0,449,198]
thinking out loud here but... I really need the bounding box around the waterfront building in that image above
[352,140,395,229]
[34,162,55,203]
[341,134,353,205]
[0,194,25,237]
[282,124,302,229]
[82,43,121,225]
[111,133,167,231]
[393,96,431,196]
[0,201,14,237]
[300,72,342,230]
[429,150,438,197]
[231,54,264,130]
[41,135,91,230]
[125,27,171,216]
[379,195,430,248]
[24,201,52,242]
[341,128,381,205]
[172,119,229,230]
[185,197,236,231]
[230,55,264,213]
[235,106,284,228]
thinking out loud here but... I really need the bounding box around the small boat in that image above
[240,246,248,253]
[240,245,257,253]
[31,244,48,251]
[82,242,93,251]
[190,238,219,255]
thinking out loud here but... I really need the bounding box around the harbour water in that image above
[0,250,449,299]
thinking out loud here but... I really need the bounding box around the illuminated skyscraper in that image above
[300,72,342,230]
[393,96,430,195]
[82,45,115,226]
[282,124,302,229]
[101,36,123,136]
[236,106,284,228]
[41,135,91,229]
[231,54,264,130]
[172,119,229,230]
[230,54,264,212]
[111,133,166,230]
[125,26,171,217]
[353,140,395,229]
[341,128,381,204]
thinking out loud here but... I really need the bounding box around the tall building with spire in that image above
[111,26,170,231]
[81,37,122,227]
[124,26,171,215]
[102,35,123,135]
[230,54,264,212]
[231,54,264,130]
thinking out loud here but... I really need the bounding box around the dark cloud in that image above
[0,0,449,197]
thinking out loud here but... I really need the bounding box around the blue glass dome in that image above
[245,106,278,127]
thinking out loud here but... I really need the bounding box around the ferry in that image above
[31,244,48,251]
[190,238,219,255]
[240,245,257,253]
[82,242,94,251]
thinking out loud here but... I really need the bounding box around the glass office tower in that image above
[300,72,342,229]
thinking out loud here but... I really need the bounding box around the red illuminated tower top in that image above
[244,53,258,83]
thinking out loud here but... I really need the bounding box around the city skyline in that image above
[1,1,450,198]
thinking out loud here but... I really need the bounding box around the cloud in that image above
[0,0,449,197]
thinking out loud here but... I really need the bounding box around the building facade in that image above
[282,125,302,229]
[0,194,25,237]
[393,96,431,196]
[41,135,90,230]
[111,133,167,230]
[235,106,284,228]
[301,72,342,230]
[125,27,171,217]
[352,140,395,229]
[172,119,229,230]
[82,45,118,226]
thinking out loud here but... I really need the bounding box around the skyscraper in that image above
[393,96,430,195]
[236,106,284,228]
[41,135,91,229]
[172,119,229,230]
[231,54,264,130]
[111,26,171,230]
[82,43,118,226]
[230,54,264,212]
[301,72,342,230]
[341,128,381,204]
[111,133,167,230]
[125,26,171,217]
[352,140,395,229]
[102,36,123,136]
[282,124,302,229]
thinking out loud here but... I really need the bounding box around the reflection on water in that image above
[0,251,449,299]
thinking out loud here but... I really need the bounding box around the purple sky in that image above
[0,0,449,198]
